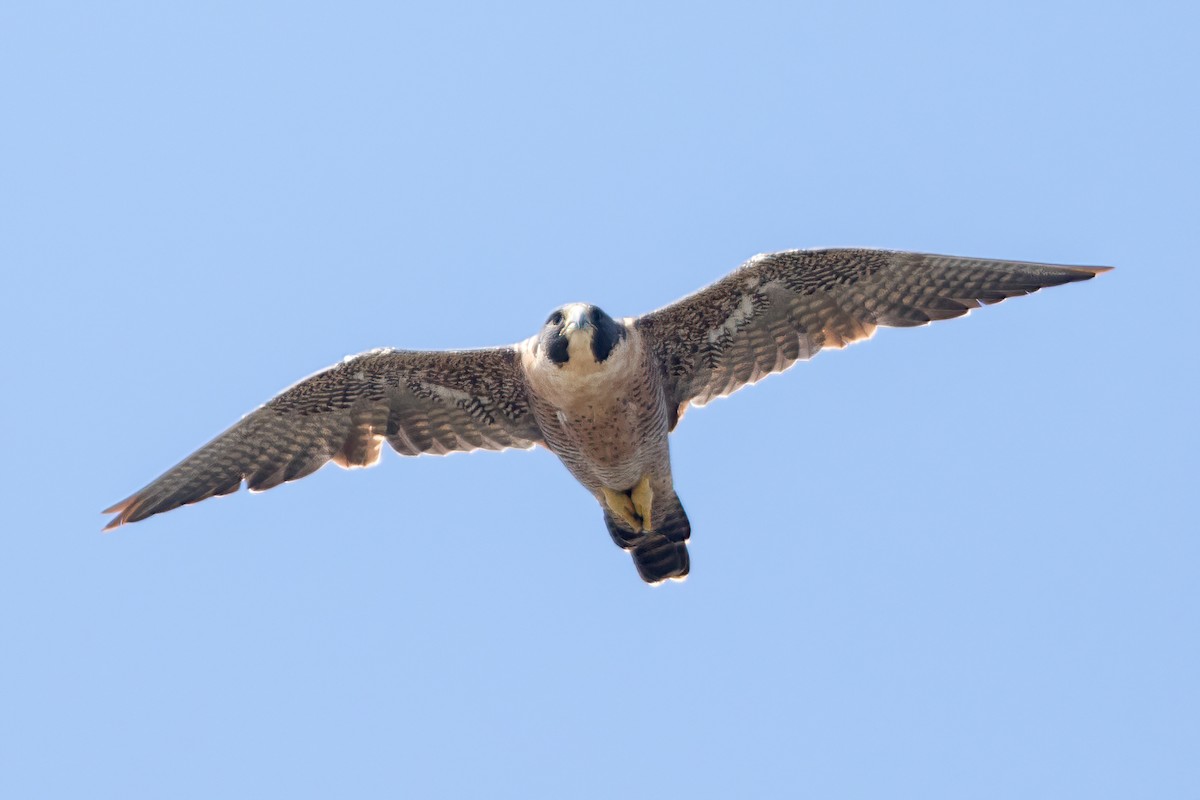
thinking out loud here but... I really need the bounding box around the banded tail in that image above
[604,491,691,584]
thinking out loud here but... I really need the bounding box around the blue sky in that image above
[2,1,1196,797]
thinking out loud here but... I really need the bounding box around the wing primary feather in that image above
[103,347,541,529]
[636,249,1111,409]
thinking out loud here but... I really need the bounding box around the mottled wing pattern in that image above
[636,249,1110,409]
[104,348,542,529]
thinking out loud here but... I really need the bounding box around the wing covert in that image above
[104,347,542,529]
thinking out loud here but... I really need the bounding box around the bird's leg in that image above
[602,487,643,533]
[631,475,654,532]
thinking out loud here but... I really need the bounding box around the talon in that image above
[631,475,654,532]
[603,487,642,532]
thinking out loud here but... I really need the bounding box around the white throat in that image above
[520,318,640,406]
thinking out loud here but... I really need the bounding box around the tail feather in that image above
[604,491,691,584]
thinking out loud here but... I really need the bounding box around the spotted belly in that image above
[554,409,664,486]
[527,388,665,492]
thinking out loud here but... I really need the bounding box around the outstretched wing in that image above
[104,347,542,529]
[636,248,1110,409]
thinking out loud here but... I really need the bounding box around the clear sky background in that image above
[2,1,1196,797]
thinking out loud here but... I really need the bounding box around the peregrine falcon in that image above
[104,249,1109,583]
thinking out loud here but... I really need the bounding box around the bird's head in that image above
[537,303,627,368]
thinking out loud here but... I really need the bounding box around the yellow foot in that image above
[631,475,654,532]
[602,487,642,532]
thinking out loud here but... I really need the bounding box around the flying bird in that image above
[104,249,1109,583]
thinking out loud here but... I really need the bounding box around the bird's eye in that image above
[547,311,564,326]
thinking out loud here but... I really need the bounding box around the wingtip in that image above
[102,497,134,531]
[1057,264,1113,283]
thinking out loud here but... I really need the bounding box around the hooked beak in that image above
[562,307,592,336]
